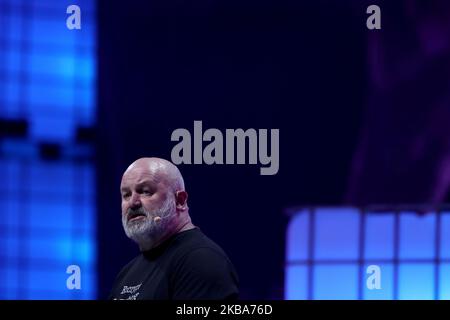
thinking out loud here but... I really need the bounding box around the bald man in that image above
[108,158,239,300]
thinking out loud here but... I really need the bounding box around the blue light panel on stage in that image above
[285,207,450,300]
[0,0,97,299]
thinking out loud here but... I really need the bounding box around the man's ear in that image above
[175,191,188,210]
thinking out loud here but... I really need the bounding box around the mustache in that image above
[126,207,149,220]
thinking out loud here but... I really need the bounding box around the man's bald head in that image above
[123,157,185,193]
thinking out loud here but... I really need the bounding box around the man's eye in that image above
[143,190,152,195]
[122,193,131,199]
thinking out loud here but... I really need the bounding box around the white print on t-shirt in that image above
[120,283,142,295]
[125,292,140,300]
[114,292,140,300]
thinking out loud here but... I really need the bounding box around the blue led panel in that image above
[364,213,394,260]
[441,213,450,259]
[398,264,434,300]
[285,207,448,300]
[315,207,360,260]
[440,264,450,300]
[286,209,309,262]
[285,265,308,300]
[399,212,436,260]
[0,0,97,299]
[313,264,358,299]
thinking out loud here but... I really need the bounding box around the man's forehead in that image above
[121,167,160,188]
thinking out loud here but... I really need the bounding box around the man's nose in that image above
[129,192,142,209]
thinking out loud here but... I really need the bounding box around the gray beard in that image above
[122,197,176,250]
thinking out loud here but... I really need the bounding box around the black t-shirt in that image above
[109,227,239,300]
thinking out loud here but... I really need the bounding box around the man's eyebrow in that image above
[135,180,155,188]
[120,179,157,193]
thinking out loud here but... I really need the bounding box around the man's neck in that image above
[176,221,196,233]
[139,220,195,252]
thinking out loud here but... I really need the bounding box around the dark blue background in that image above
[97,0,366,299]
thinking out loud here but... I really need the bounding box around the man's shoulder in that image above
[169,228,237,276]
[167,229,239,300]
[170,227,229,260]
